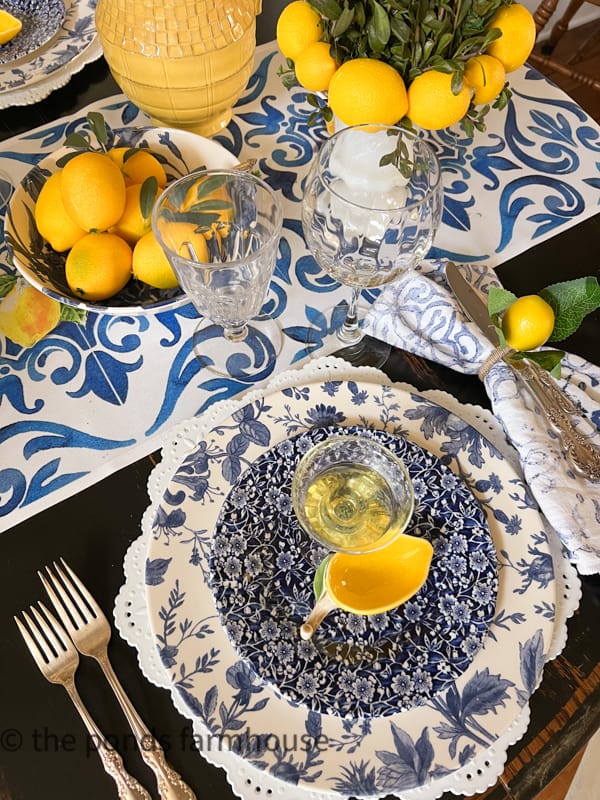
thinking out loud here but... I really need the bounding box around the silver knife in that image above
[445,261,600,482]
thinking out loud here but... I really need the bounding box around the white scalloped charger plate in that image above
[142,377,557,796]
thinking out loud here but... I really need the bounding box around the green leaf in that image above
[540,277,600,342]
[122,147,140,163]
[56,150,88,168]
[87,112,108,148]
[59,305,87,324]
[313,554,332,600]
[487,285,517,316]
[332,4,354,36]
[63,133,91,150]
[367,0,391,52]
[0,274,17,298]
[140,176,159,221]
[515,349,565,373]
[308,0,342,21]
[494,322,507,348]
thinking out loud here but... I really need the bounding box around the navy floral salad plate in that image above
[209,425,498,719]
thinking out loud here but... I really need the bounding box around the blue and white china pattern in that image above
[0,0,66,65]
[0,0,99,103]
[144,377,556,795]
[364,260,600,574]
[209,425,498,719]
[1,41,599,532]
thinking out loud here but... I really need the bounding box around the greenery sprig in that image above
[294,0,513,134]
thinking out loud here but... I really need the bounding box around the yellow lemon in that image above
[60,151,127,233]
[487,3,536,73]
[407,70,471,130]
[276,0,324,61]
[180,179,233,226]
[294,40,338,92]
[132,231,180,290]
[0,283,61,348]
[464,54,506,105]
[65,232,132,301]
[0,9,21,44]
[34,172,87,252]
[110,183,159,246]
[501,294,555,351]
[155,221,210,262]
[328,58,408,127]
[325,533,433,615]
[107,147,167,187]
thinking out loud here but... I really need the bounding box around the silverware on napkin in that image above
[15,604,151,800]
[445,261,600,482]
[39,559,197,800]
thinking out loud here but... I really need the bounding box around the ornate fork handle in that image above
[97,654,196,800]
[65,680,151,800]
[514,360,600,482]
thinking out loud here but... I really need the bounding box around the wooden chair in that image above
[529,0,600,90]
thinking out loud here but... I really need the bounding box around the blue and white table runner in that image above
[1,41,599,532]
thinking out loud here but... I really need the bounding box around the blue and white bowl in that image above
[4,126,237,314]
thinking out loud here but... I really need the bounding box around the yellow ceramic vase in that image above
[95,0,261,137]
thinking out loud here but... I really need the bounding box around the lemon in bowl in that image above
[4,126,237,314]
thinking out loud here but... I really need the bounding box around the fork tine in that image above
[14,611,49,671]
[39,567,80,633]
[58,557,101,619]
[31,602,73,657]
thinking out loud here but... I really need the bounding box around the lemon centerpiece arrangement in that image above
[276,0,537,134]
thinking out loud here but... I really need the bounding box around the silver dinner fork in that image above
[40,559,197,800]
[15,604,151,800]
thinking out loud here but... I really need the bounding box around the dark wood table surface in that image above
[1,11,599,800]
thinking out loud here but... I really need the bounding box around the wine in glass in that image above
[152,169,283,380]
[290,434,427,639]
[301,123,443,365]
[291,435,415,555]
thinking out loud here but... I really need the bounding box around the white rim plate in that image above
[143,377,557,795]
[0,0,99,107]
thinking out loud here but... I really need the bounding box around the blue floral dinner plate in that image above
[145,379,556,795]
[0,0,65,66]
[209,425,498,719]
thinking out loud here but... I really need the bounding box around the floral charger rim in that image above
[0,0,98,94]
[143,378,557,795]
[209,423,499,720]
[0,0,66,67]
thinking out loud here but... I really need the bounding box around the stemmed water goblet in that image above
[152,169,283,380]
[301,123,444,366]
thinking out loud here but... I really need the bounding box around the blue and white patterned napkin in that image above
[364,260,600,575]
